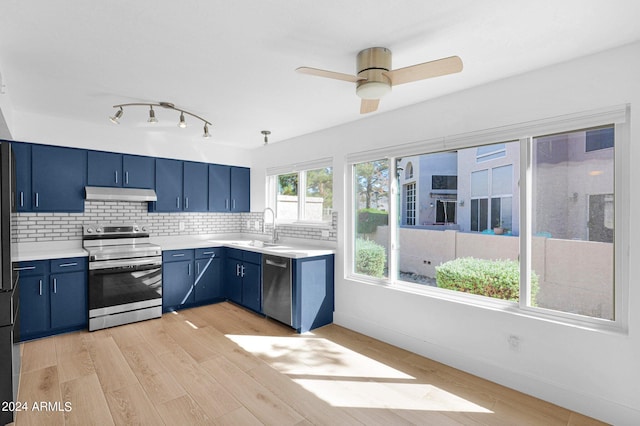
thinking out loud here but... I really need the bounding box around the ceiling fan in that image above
[296,47,463,114]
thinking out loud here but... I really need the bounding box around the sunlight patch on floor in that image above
[226,334,414,379]
[294,379,493,412]
[225,334,493,413]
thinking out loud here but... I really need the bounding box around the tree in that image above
[306,167,333,209]
[355,160,389,209]
[278,173,298,195]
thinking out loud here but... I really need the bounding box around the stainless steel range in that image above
[83,223,162,331]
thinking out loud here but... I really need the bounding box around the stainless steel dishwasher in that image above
[262,255,292,326]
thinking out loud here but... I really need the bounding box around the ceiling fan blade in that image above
[385,55,463,86]
[360,99,380,114]
[296,67,364,83]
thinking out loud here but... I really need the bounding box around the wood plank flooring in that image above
[13,302,606,425]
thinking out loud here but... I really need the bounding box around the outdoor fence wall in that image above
[372,226,613,319]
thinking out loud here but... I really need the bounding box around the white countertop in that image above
[15,234,335,261]
[151,234,336,259]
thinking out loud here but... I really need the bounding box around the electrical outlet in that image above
[321,230,330,238]
[246,220,251,229]
[507,334,521,351]
[179,221,185,231]
[254,220,260,230]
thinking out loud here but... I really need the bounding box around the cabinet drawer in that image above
[243,250,262,265]
[226,248,244,261]
[14,260,47,277]
[50,257,87,273]
[163,249,194,262]
[195,247,223,260]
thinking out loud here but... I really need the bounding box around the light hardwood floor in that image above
[13,302,606,425]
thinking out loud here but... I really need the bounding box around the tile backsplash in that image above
[13,201,337,243]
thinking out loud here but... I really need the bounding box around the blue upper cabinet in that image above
[122,155,155,189]
[208,164,231,212]
[88,151,155,189]
[87,151,122,187]
[154,158,183,212]
[183,161,208,212]
[231,166,250,212]
[31,145,86,212]
[11,142,32,211]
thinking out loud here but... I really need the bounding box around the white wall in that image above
[250,42,640,424]
[9,110,251,167]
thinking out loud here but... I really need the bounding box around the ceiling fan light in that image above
[148,106,158,123]
[356,81,391,100]
[178,112,187,128]
[109,107,123,124]
[203,123,211,138]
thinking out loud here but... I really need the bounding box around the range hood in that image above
[85,186,157,202]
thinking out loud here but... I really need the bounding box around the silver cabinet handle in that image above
[225,199,229,210]
[125,171,129,185]
[241,264,245,278]
[35,192,39,208]
[39,279,42,296]
[236,263,240,276]
[172,253,185,257]
[115,170,118,184]
[188,263,191,276]
[19,191,24,207]
[14,266,36,271]
[58,262,78,268]
[53,278,57,294]
[177,197,180,209]
[202,251,215,256]
[185,197,189,209]
[196,263,200,275]
[232,199,236,210]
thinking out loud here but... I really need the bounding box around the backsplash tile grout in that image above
[13,201,338,243]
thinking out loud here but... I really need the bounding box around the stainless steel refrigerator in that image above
[0,142,19,426]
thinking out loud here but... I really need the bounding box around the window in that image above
[353,159,389,279]
[269,160,333,223]
[405,183,416,225]
[348,106,627,329]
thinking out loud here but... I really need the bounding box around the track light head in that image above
[261,130,271,145]
[178,112,187,128]
[109,107,123,124]
[148,106,158,123]
[203,123,211,138]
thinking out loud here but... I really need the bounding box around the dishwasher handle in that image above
[265,259,288,268]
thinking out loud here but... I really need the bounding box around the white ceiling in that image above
[1,0,639,149]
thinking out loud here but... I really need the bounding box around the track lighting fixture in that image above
[261,130,271,145]
[109,101,212,138]
[109,107,123,124]
[147,106,157,123]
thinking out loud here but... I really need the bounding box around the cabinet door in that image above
[183,161,208,212]
[123,155,155,189]
[49,271,87,330]
[194,257,222,303]
[155,158,183,212]
[241,262,261,313]
[11,142,32,211]
[225,259,243,304]
[87,151,122,187]
[19,275,49,337]
[208,164,230,211]
[32,145,87,212]
[162,260,194,310]
[230,167,250,212]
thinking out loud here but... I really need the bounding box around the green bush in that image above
[355,238,386,278]
[357,208,388,234]
[435,257,539,303]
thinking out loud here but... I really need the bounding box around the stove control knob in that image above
[141,226,147,232]
[86,227,94,234]
[133,226,139,232]
[96,227,103,233]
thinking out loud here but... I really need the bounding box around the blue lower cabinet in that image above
[225,248,262,313]
[17,257,88,341]
[162,248,223,311]
[292,255,335,333]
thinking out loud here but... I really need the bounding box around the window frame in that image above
[346,105,629,333]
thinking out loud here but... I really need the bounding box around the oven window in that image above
[89,266,161,310]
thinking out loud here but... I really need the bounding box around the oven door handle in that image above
[89,256,162,271]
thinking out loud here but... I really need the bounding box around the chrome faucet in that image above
[262,207,278,243]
